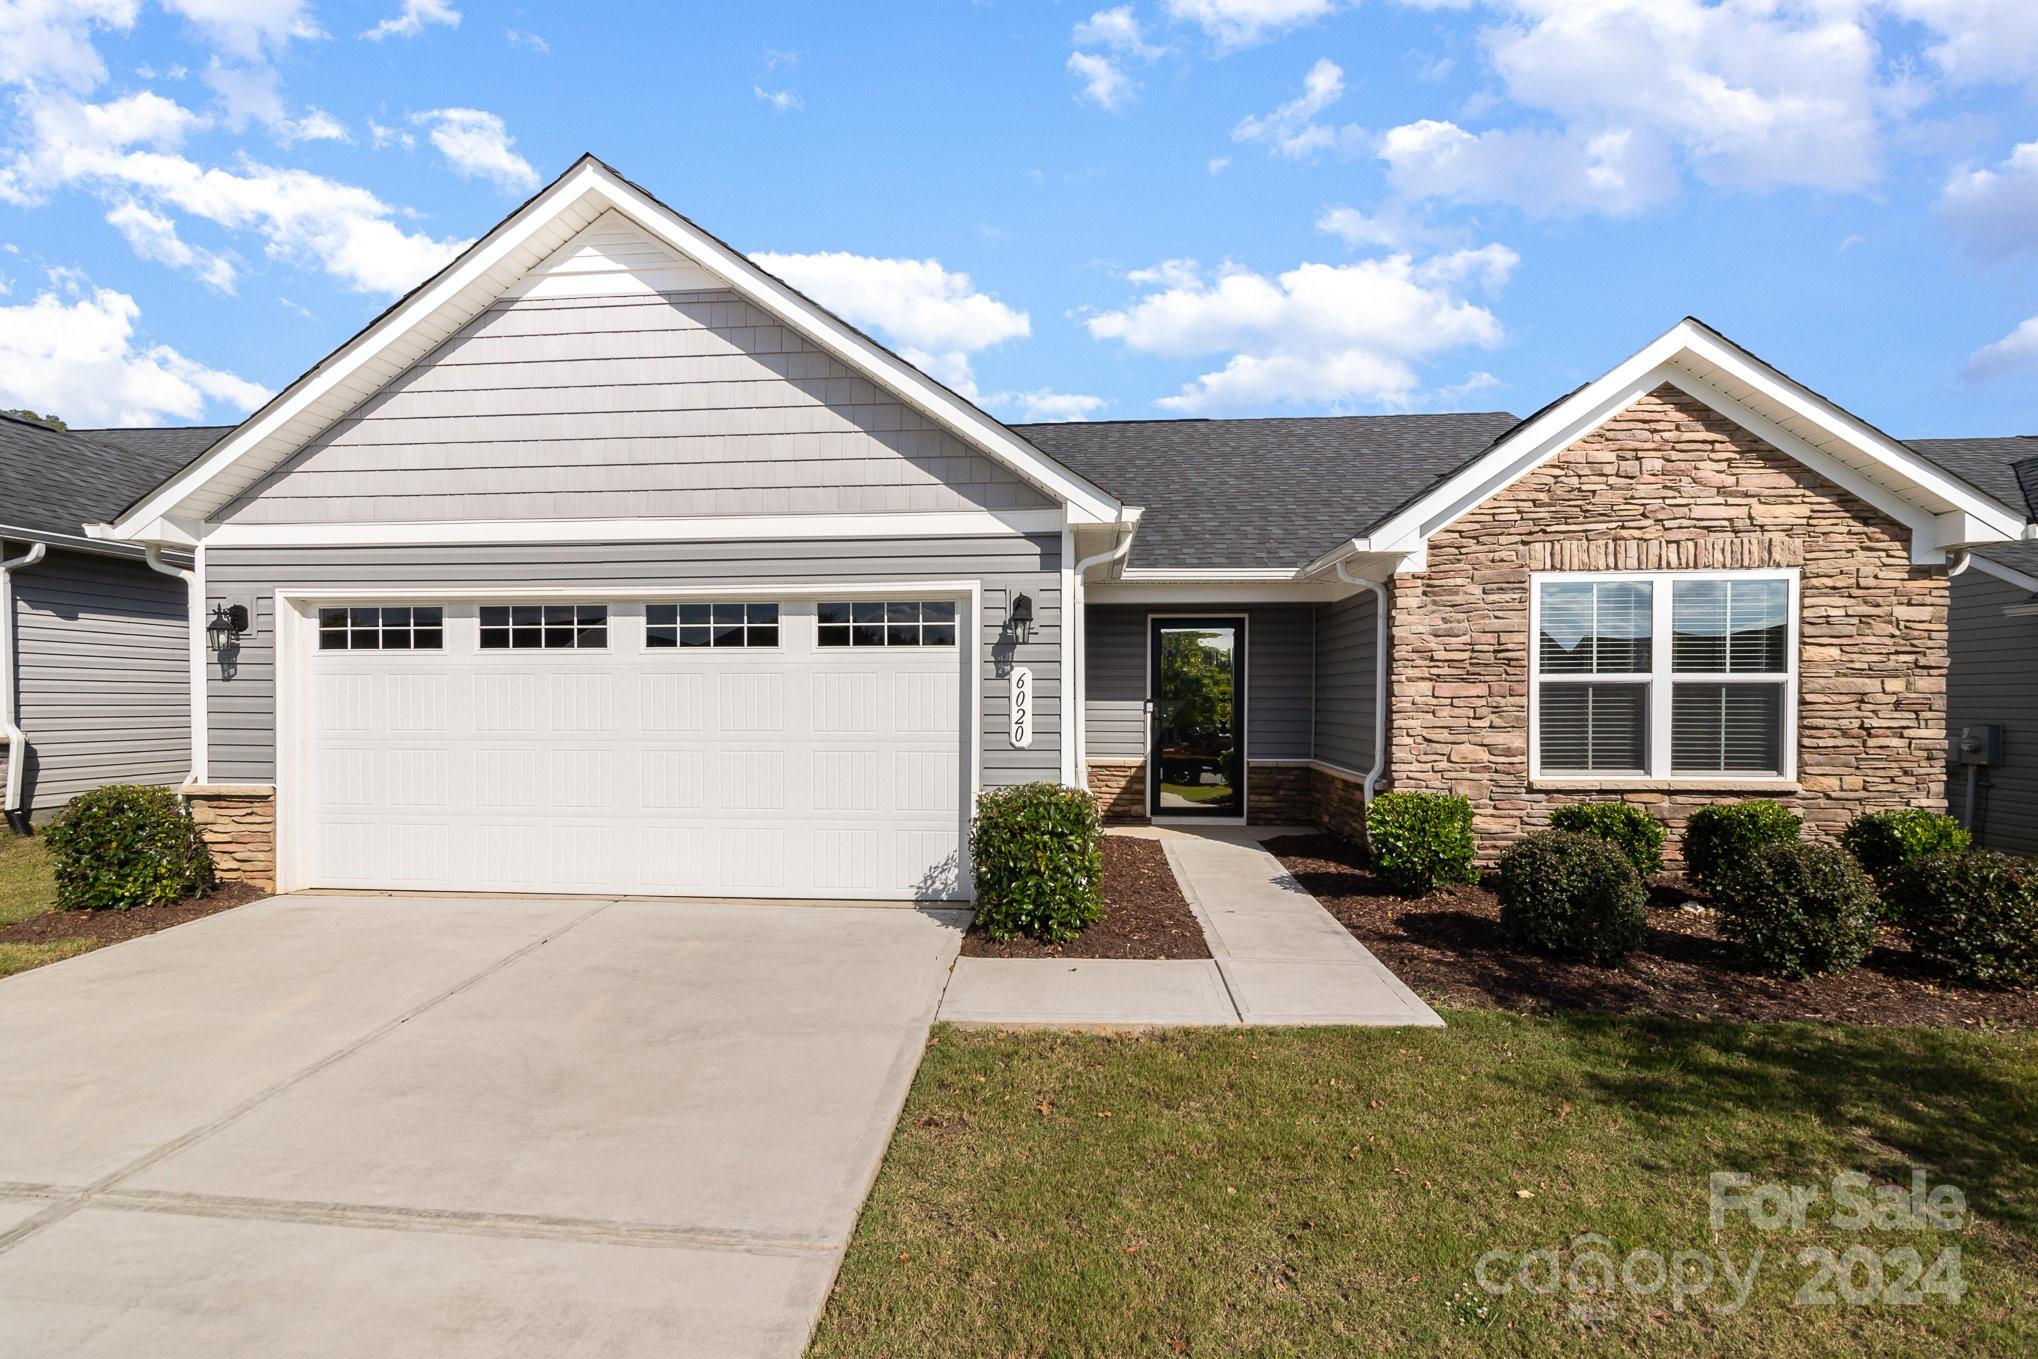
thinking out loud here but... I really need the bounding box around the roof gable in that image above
[105,155,1124,544]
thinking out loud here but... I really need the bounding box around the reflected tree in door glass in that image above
[1157,628,1239,814]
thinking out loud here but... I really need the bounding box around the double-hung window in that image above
[1530,571,1796,781]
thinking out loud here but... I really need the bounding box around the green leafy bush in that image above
[1885,852,2038,987]
[1548,802,1666,880]
[1681,801,1802,894]
[1839,808,1972,887]
[40,785,213,912]
[1365,791,1477,896]
[1495,830,1647,966]
[969,782,1104,943]
[1712,841,1879,979]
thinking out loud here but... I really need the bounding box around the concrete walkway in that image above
[938,828,1441,1028]
[0,894,964,1358]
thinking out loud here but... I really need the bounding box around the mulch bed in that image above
[0,881,265,952]
[1265,832,2038,1030]
[961,834,1212,960]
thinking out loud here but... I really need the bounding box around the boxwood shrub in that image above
[1495,830,1647,966]
[1365,791,1477,897]
[1885,851,2038,987]
[1681,801,1802,894]
[1548,802,1665,880]
[1711,841,1879,979]
[1839,808,1971,887]
[40,784,214,912]
[969,782,1104,943]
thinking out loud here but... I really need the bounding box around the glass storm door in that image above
[1148,618,1246,818]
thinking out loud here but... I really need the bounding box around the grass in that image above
[0,834,85,978]
[811,1012,2038,1357]
[1159,782,1234,805]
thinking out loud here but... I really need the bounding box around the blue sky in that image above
[1,1,2035,440]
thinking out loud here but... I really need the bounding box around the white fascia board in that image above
[1116,567,1301,581]
[110,157,1126,542]
[1087,579,1348,604]
[201,508,1067,549]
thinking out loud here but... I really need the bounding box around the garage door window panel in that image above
[319,605,444,652]
[819,600,958,648]
[649,602,779,649]
[481,604,606,650]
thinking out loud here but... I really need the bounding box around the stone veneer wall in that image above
[1309,765,1369,844]
[1248,763,1313,824]
[1388,385,1949,860]
[1087,761,1146,823]
[185,786,276,892]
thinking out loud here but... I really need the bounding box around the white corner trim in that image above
[201,508,1068,549]
[110,158,1125,541]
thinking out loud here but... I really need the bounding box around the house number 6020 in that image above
[1010,667,1033,748]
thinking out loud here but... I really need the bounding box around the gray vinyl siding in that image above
[1083,603,1313,762]
[10,548,188,817]
[1312,590,1379,774]
[220,289,1053,524]
[204,535,1061,787]
[1947,567,2038,855]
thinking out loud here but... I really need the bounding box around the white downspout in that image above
[1071,524,1139,786]
[1334,558,1390,806]
[1,540,48,832]
[143,544,201,789]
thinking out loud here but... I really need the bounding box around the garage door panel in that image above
[302,600,970,900]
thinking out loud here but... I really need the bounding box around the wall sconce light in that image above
[207,602,249,653]
[1009,593,1034,644]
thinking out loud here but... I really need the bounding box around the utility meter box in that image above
[1950,724,2003,767]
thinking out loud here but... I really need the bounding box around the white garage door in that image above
[298,597,970,900]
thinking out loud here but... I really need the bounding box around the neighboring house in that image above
[1,416,218,830]
[89,156,2032,897]
[1903,438,2038,856]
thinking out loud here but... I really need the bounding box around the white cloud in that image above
[159,0,325,60]
[413,108,539,192]
[505,29,550,54]
[0,281,267,425]
[1888,0,2038,90]
[1233,57,1362,159]
[2,92,469,295]
[1316,203,1432,250]
[1086,249,1516,412]
[368,120,415,151]
[1165,0,1340,51]
[276,107,347,144]
[1067,51,1135,111]
[363,0,460,41]
[203,58,284,128]
[1380,119,1678,216]
[749,250,1030,395]
[1937,140,2038,261]
[105,199,237,291]
[1075,6,1165,58]
[754,85,804,113]
[1206,155,1231,174]
[0,0,138,93]
[993,389,1109,422]
[1965,315,2038,382]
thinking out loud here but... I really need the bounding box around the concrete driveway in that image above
[0,894,964,1358]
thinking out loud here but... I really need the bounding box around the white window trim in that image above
[1527,568,1801,787]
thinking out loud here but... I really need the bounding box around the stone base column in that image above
[1308,765,1370,847]
[1085,761,1146,823]
[184,784,277,893]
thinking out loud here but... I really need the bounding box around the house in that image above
[1,415,217,830]
[89,155,2032,897]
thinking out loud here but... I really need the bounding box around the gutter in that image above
[2,540,47,833]
[1070,509,1144,781]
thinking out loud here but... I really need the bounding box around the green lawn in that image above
[812,1013,2038,1357]
[0,835,86,977]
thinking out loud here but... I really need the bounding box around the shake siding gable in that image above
[1389,384,1949,856]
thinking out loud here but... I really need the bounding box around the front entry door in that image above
[1148,617,1246,819]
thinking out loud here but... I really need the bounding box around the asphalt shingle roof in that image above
[0,416,228,542]
[1016,412,1524,570]
[1906,436,2038,519]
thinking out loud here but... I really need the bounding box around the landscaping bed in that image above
[961,833,1210,960]
[1267,832,2038,1030]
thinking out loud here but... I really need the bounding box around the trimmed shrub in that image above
[969,782,1104,943]
[1548,802,1666,880]
[1366,791,1477,896]
[1886,852,2038,987]
[1682,801,1802,894]
[1712,841,1879,979]
[1840,808,1971,887]
[40,784,214,912]
[1496,831,1648,966]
